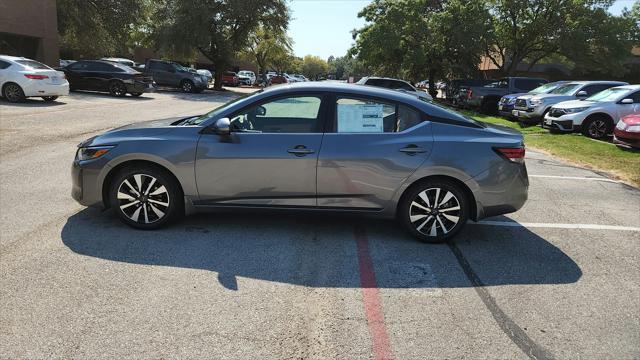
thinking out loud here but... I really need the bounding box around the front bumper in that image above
[513,105,546,123]
[498,103,515,118]
[71,159,107,207]
[542,113,582,132]
[613,130,640,149]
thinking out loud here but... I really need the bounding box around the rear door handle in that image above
[399,145,427,155]
[287,145,315,156]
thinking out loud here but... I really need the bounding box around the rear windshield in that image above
[16,60,51,70]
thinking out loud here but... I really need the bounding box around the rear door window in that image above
[335,96,423,133]
[581,84,614,96]
[0,60,11,69]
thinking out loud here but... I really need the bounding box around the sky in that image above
[288,0,637,61]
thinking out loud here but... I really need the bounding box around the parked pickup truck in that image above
[463,77,547,114]
[143,59,209,93]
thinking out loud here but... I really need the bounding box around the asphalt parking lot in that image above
[1,89,639,359]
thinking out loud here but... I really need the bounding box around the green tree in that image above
[57,0,147,58]
[244,26,293,78]
[484,0,639,77]
[352,0,490,96]
[152,0,289,90]
[301,55,328,80]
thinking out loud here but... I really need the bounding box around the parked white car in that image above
[196,69,213,84]
[292,74,309,82]
[0,55,69,103]
[513,81,628,124]
[238,70,256,85]
[543,85,640,139]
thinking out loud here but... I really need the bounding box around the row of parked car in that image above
[0,54,273,103]
[444,76,639,149]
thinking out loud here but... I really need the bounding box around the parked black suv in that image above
[62,60,154,97]
[143,59,208,93]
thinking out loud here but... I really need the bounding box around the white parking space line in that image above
[472,221,640,232]
[529,174,620,183]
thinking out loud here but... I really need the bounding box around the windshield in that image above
[550,83,581,95]
[184,91,262,125]
[585,88,629,102]
[530,82,561,94]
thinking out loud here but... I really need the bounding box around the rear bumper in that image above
[467,162,529,221]
[23,81,70,97]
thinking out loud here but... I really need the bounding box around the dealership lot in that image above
[1,91,639,359]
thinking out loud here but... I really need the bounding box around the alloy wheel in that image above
[4,84,23,102]
[116,174,170,224]
[588,120,607,138]
[110,82,126,97]
[409,187,461,237]
[182,81,193,92]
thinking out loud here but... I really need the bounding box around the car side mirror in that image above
[620,98,633,104]
[256,105,267,116]
[214,117,231,135]
[576,91,587,97]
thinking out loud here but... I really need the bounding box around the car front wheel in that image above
[582,116,612,139]
[399,180,469,243]
[108,81,127,97]
[109,166,183,229]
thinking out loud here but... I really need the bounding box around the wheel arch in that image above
[584,111,614,124]
[396,175,478,221]
[101,159,184,209]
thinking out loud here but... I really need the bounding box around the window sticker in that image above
[337,104,384,133]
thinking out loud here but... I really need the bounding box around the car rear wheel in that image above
[108,81,127,97]
[3,83,26,103]
[109,166,183,229]
[399,180,469,243]
[181,80,195,93]
[42,96,58,102]
[582,116,612,139]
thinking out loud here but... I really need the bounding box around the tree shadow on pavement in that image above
[61,208,582,290]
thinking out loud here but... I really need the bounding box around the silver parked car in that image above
[71,83,528,243]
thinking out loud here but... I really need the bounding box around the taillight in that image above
[494,147,525,164]
[24,74,49,80]
[467,89,473,99]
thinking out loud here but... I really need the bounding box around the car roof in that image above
[362,76,411,83]
[564,80,629,85]
[0,55,35,62]
[261,82,424,104]
[101,57,132,62]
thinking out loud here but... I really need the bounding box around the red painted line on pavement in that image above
[354,225,394,360]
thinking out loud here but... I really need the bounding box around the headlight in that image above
[76,145,115,161]
[563,107,590,114]
[616,121,627,130]
[626,125,640,133]
[529,98,544,106]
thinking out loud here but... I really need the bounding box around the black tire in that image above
[480,99,497,115]
[582,115,612,139]
[108,81,127,97]
[109,165,184,230]
[129,92,143,97]
[181,79,195,93]
[3,83,26,103]
[42,96,58,102]
[399,180,469,243]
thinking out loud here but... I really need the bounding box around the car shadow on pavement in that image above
[0,98,67,107]
[61,208,582,290]
[69,90,154,100]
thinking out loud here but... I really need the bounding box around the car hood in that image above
[553,100,596,109]
[79,116,198,147]
[502,92,527,100]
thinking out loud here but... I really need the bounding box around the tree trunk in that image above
[428,70,437,99]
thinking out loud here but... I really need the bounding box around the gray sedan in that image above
[71,83,528,243]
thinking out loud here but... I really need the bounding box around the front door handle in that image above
[399,144,427,155]
[287,145,315,156]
